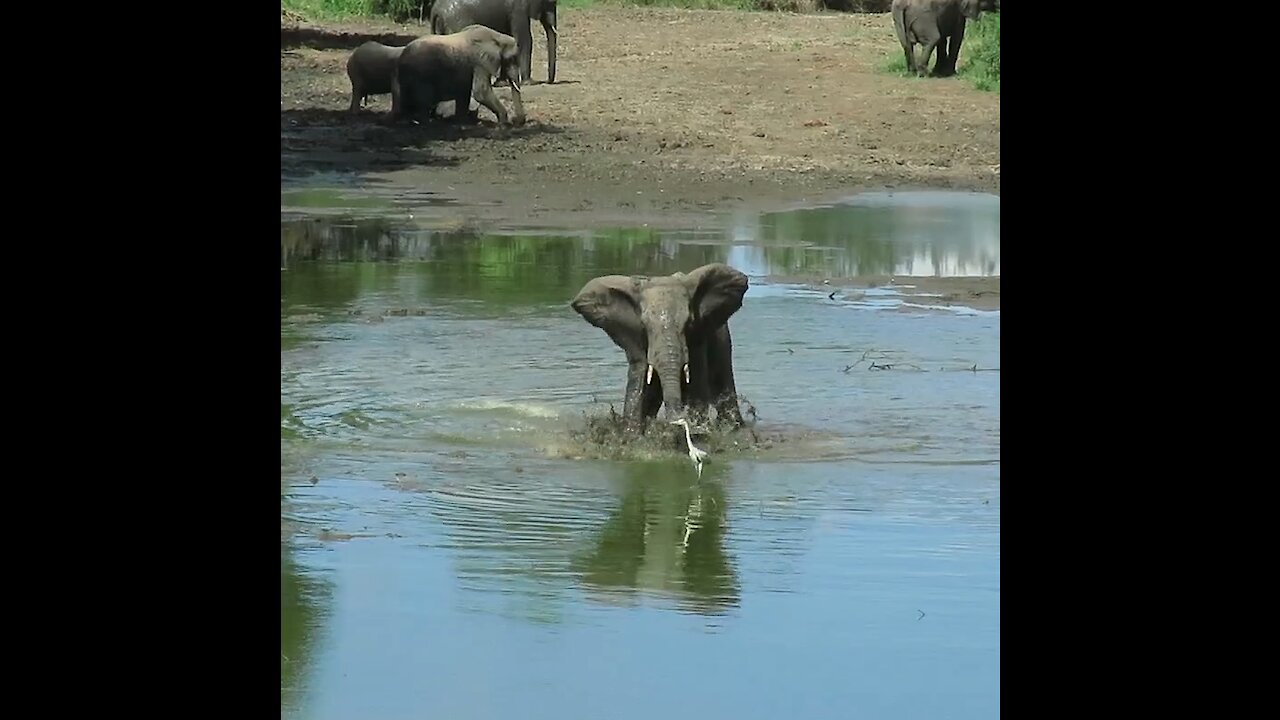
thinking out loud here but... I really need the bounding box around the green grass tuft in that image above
[881,53,910,76]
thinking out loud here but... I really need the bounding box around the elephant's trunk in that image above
[543,12,557,84]
[647,340,687,418]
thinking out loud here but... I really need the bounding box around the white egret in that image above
[670,417,709,477]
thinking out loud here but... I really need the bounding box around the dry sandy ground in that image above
[281,7,1000,230]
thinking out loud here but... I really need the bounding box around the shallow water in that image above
[281,191,1000,719]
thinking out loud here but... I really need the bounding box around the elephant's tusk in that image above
[646,365,654,385]
[549,25,558,37]
[684,364,690,384]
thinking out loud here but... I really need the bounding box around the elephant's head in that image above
[533,0,558,30]
[960,0,984,20]
[469,25,523,90]
[571,264,749,418]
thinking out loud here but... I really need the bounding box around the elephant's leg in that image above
[412,82,437,122]
[684,341,712,425]
[542,20,557,84]
[390,74,402,121]
[707,325,745,428]
[942,21,966,76]
[622,358,647,433]
[913,24,942,77]
[349,83,362,113]
[920,39,941,77]
[514,14,534,83]
[894,17,914,74]
[471,74,509,125]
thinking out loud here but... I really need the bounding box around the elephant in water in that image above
[430,0,558,84]
[891,0,986,77]
[571,263,749,434]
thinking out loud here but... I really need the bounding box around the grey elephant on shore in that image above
[571,264,749,434]
[345,41,405,112]
[391,24,526,125]
[430,0,557,84]
[891,0,986,77]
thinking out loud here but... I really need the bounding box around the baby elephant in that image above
[391,24,526,126]
[346,41,406,113]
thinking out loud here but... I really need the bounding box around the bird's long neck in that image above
[682,423,695,446]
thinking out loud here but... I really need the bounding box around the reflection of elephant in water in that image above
[571,263,749,434]
[391,24,526,125]
[281,543,332,707]
[892,0,986,77]
[345,41,405,113]
[572,463,737,614]
[431,0,558,84]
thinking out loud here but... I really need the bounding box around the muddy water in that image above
[281,191,1000,719]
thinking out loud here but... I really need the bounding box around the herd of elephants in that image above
[344,0,1000,126]
[328,0,999,443]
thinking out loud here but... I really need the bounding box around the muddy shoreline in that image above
[281,8,1000,232]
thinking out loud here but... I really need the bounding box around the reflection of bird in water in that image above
[670,418,709,477]
[681,493,704,549]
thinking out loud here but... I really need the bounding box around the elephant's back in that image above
[358,44,403,70]
[349,41,390,65]
[400,38,472,80]
[433,0,512,35]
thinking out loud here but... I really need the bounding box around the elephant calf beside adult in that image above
[391,24,527,126]
[891,0,991,78]
[571,264,750,435]
[430,0,558,85]
[346,41,405,113]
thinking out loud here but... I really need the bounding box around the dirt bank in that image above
[280,7,1000,229]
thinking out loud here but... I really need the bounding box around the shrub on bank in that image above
[960,10,999,92]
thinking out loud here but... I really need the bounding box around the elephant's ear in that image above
[571,275,645,356]
[471,36,503,77]
[684,263,748,330]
